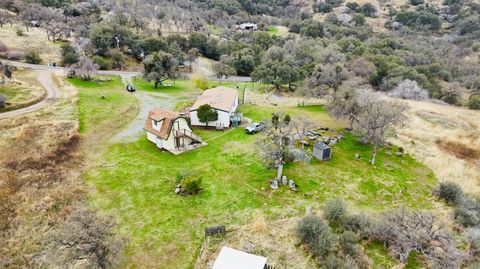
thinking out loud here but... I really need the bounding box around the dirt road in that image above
[0,69,60,120]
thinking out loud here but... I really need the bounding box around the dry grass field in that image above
[0,24,62,63]
[0,69,46,111]
[390,99,480,195]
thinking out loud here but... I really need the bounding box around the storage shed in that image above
[313,141,332,161]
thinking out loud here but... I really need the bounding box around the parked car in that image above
[245,122,265,134]
[126,85,136,92]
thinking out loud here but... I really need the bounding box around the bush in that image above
[339,231,360,258]
[0,94,6,110]
[388,79,429,100]
[342,213,372,235]
[296,215,335,258]
[454,207,479,227]
[324,254,359,269]
[346,2,359,11]
[4,51,23,60]
[182,176,202,195]
[360,3,378,17]
[24,50,42,64]
[410,0,425,5]
[60,44,79,66]
[192,73,208,90]
[467,95,480,110]
[16,28,24,36]
[0,41,7,52]
[324,198,347,225]
[92,56,111,70]
[434,181,463,204]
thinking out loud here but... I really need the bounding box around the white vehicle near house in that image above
[189,87,241,128]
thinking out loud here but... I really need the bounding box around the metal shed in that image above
[313,141,332,161]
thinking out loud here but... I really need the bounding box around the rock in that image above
[281,176,288,185]
[386,151,392,155]
[391,21,402,30]
[322,136,330,143]
[337,14,352,25]
[358,137,369,144]
[395,152,403,157]
[306,206,312,214]
[270,179,279,190]
[354,153,360,159]
[261,187,266,191]
[175,187,181,194]
[288,180,298,191]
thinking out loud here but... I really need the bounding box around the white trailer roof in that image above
[212,246,267,269]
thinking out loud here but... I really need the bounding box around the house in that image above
[144,108,202,153]
[189,87,241,128]
[212,246,267,269]
[238,22,258,31]
[313,141,332,161]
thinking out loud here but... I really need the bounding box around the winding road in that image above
[0,61,252,120]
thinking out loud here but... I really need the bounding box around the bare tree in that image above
[389,79,429,100]
[354,90,406,165]
[0,61,14,84]
[328,89,364,129]
[371,209,465,268]
[187,48,199,70]
[69,56,98,81]
[293,116,315,148]
[307,64,349,96]
[258,113,296,181]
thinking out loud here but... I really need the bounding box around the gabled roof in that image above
[213,246,267,269]
[314,141,331,150]
[191,87,238,112]
[144,108,180,140]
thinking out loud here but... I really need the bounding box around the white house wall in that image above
[146,131,157,143]
[190,93,239,128]
[190,110,230,128]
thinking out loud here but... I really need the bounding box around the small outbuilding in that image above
[313,141,332,161]
[212,246,267,269]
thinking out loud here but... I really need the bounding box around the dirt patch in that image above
[435,139,480,162]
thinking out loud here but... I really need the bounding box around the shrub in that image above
[4,51,23,60]
[410,0,425,5]
[467,228,480,258]
[0,94,6,110]
[92,56,111,70]
[360,3,378,17]
[16,28,24,36]
[324,254,359,269]
[352,14,366,26]
[467,95,480,110]
[454,207,479,227]
[60,44,79,66]
[342,213,372,236]
[24,50,42,64]
[296,215,335,258]
[182,176,202,195]
[339,231,360,258]
[346,2,359,11]
[324,198,347,225]
[192,73,208,90]
[388,79,429,100]
[0,41,7,52]
[434,181,463,204]
[316,3,333,13]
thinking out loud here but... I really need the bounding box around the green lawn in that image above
[70,76,138,136]
[68,76,123,89]
[83,102,436,268]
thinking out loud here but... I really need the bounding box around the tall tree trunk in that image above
[371,143,378,165]
[276,161,283,180]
